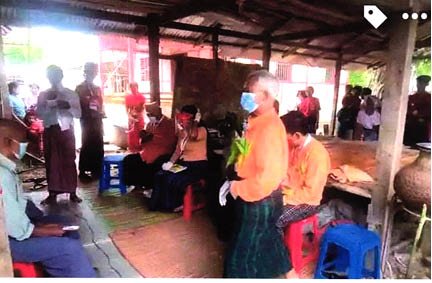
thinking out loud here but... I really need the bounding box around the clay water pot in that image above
[394,143,431,211]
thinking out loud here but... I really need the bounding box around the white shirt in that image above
[36,86,81,131]
[356,109,381,130]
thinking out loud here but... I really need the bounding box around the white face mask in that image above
[149,116,157,124]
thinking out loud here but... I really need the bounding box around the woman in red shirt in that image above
[125,82,146,152]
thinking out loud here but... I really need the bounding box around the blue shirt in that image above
[9,94,26,119]
[0,153,34,241]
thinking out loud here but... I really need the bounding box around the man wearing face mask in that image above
[36,65,82,204]
[122,103,176,190]
[76,62,105,182]
[275,112,330,256]
[223,70,292,278]
[0,119,95,277]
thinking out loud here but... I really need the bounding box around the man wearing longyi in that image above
[223,70,295,278]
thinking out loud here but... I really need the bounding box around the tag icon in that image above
[364,5,387,28]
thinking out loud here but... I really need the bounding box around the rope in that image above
[401,205,431,221]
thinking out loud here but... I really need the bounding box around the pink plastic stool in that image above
[183,179,206,221]
[284,214,322,274]
[13,262,43,277]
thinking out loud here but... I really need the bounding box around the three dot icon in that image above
[402,12,428,20]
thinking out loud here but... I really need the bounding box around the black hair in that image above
[362,88,372,96]
[181,104,198,118]
[280,111,308,135]
[8,82,19,94]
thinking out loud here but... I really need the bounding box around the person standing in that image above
[8,81,26,120]
[76,62,105,182]
[25,83,40,110]
[223,70,293,278]
[299,86,320,134]
[36,65,82,204]
[125,82,146,152]
[404,75,431,146]
[354,96,381,141]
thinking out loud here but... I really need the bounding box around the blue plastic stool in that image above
[99,154,127,195]
[314,224,381,279]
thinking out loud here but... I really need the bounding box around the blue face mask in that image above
[240,92,259,113]
[17,142,28,160]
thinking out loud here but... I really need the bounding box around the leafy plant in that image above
[226,137,252,167]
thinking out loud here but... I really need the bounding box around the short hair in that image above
[29,83,40,89]
[0,119,27,142]
[181,104,198,118]
[8,82,19,93]
[46,65,63,74]
[362,88,372,96]
[246,70,279,97]
[417,75,431,84]
[280,111,308,136]
[84,62,98,72]
[129,82,138,88]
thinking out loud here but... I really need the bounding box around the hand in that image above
[162,161,174,171]
[56,100,71,109]
[219,180,232,206]
[32,223,65,237]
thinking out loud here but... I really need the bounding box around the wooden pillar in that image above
[371,16,417,235]
[262,40,271,70]
[127,38,135,85]
[330,52,342,136]
[148,23,161,105]
[212,31,219,67]
[0,33,11,119]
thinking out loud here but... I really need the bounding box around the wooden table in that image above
[317,137,419,199]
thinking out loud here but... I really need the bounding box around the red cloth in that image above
[299,97,320,118]
[125,94,146,152]
[139,116,177,164]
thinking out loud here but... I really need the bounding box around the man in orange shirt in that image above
[224,70,291,278]
[276,111,331,236]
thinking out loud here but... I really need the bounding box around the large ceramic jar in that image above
[394,143,431,210]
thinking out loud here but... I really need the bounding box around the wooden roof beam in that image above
[272,22,371,41]
[157,0,230,24]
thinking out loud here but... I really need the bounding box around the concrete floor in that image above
[25,189,142,278]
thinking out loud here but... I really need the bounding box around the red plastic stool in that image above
[183,179,206,221]
[284,214,323,274]
[13,262,43,277]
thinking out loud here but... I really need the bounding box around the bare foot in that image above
[286,269,299,279]
[69,194,82,203]
[40,195,57,205]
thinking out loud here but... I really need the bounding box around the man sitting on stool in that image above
[276,111,330,239]
[123,103,177,191]
[0,119,95,277]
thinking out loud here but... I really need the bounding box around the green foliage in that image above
[414,57,431,77]
[4,45,43,64]
[226,137,252,167]
[348,70,373,86]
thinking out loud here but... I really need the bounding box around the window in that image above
[140,57,150,81]
[275,63,290,81]
[100,50,129,95]
[308,67,326,83]
[291,64,308,82]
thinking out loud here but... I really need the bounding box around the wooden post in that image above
[212,30,219,67]
[262,40,271,70]
[0,33,11,119]
[148,23,161,105]
[127,38,135,85]
[371,16,417,236]
[330,52,342,136]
